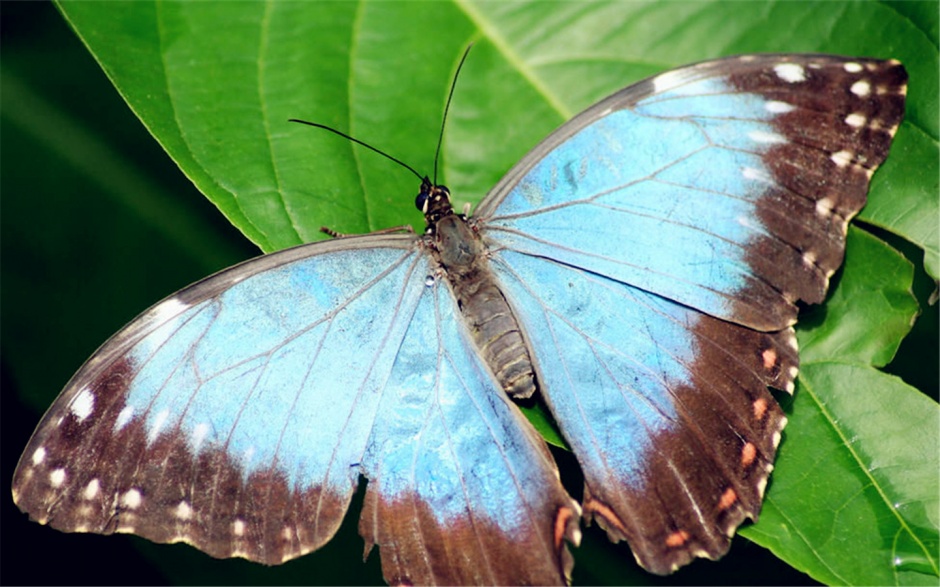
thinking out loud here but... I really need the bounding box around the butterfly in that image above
[12,54,906,585]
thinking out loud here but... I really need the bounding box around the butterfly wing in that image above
[477,55,907,573]
[490,251,795,574]
[12,234,423,563]
[477,54,907,331]
[12,233,579,583]
[359,277,579,585]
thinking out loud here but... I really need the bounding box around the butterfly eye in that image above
[415,188,430,213]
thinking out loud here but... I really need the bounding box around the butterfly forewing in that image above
[479,55,907,331]
[478,54,906,574]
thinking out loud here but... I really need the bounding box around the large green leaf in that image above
[3,1,936,586]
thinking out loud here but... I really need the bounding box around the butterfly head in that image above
[416,177,455,230]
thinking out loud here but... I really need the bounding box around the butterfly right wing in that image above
[12,234,425,564]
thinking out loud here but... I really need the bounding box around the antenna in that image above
[433,44,474,184]
[290,44,474,186]
[287,119,425,181]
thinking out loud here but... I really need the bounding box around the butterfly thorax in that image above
[418,181,537,399]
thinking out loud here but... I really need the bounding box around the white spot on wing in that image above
[831,150,854,167]
[757,475,769,498]
[652,69,688,93]
[148,409,170,443]
[32,447,46,466]
[803,250,817,267]
[83,479,100,500]
[774,63,806,83]
[176,501,193,520]
[787,334,799,351]
[122,488,142,509]
[233,519,246,536]
[50,468,67,487]
[851,80,871,96]
[742,167,773,184]
[748,130,787,144]
[737,216,759,230]
[844,62,863,73]
[192,423,210,451]
[145,297,189,327]
[70,387,95,423]
[115,405,135,431]
[816,197,834,217]
[765,100,795,114]
[845,112,866,128]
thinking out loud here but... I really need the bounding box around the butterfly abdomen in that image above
[431,214,537,399]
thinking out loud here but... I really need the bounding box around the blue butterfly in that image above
[12,54,906,584]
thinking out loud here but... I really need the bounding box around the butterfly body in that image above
[423,181,539,399]
[13,54,906,584]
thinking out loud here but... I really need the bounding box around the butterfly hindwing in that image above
[360,279,580,585]
[491,251,794,573]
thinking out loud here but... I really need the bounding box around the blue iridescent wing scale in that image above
[478,54,906,573]
[12,233,580,583]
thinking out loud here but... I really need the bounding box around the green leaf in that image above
[4,1,936,586]
[746,365,939,585]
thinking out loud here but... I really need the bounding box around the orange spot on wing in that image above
[718,488,738,511]
[584,499,627,534]
[762,348,777,370]
[665,530,690,548]
[741,442,757,468]
[753,397,768,421]
[554,506,575,549]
